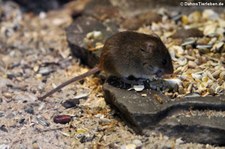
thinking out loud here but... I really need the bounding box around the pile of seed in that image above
[138,9,225,98]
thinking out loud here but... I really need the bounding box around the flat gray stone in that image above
[156,115,225,145]
[103,83,225,146]
[84,0,120,21]
[66,15,118,67]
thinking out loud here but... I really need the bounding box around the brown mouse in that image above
[38,31,173,100]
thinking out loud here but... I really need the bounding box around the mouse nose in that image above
[166,65,174,74]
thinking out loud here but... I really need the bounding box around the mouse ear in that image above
[144,41,155,53]
[151,33,160,39]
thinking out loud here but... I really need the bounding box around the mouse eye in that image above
[140,48,147,53]
[162,59,167,65]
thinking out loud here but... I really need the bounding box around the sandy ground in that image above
[0,1,225,149]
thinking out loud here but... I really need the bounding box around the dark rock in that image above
[121,11,162,30]
[9,62,20,69]
[62,98,80,109]
[155,115,225,146]
[103,83,170,128]
[84,0,120,21]
[111,0,158,16]
[79,134,95,143]
[11,0,70,13]
[18,118,25,124]
[66,15,118,67]
[103,83,225,145]
[6,73,22,79]
[0,125,8,132]
[171,28,204,39]
[0,111,4,117]
[6,74,16,80]
[24,105,34,114]
[161,147,171,149]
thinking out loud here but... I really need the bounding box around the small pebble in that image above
[18,118,25,124]
[24,106,34,114]
[79,134,95,143]
[176,138,184,145]
[36,116,50,127]
[38,67,54,75]
[0,111,4,117]
[62,98,80,109]
[99,118,111,125]
[32,141,40,149]
[0,125,8,132]
[0,144,10,149]
[132,139,142,147]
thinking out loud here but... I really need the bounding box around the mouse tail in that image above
[38,67,100,101]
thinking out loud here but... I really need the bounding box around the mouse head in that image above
[140,35,174,77]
